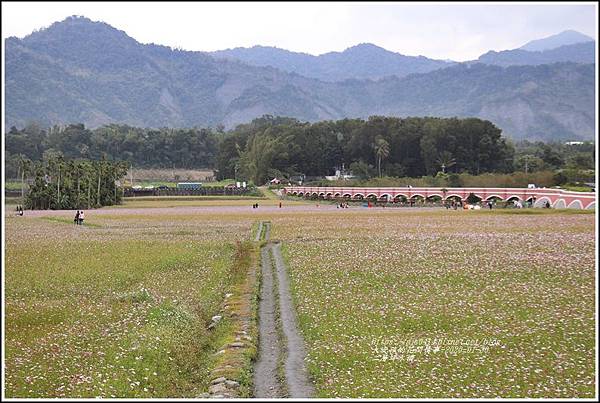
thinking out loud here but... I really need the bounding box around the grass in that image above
[40,216,103,228]
[123,195,267,202]
[207,240,260,397]
[274,211,596,398]
[4,201,596,398]
[5,197,21,205]
[561,185,595,192]
[5,181,25,191]
[126,179,239,188]
[4,211,255,398]
[113,196,308,209]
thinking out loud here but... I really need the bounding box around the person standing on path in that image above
[74,210,80,225]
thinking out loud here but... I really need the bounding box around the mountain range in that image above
[519,29,593,51]
[212,30,595,81]
[211,43,456,82]
[4,17,596,141]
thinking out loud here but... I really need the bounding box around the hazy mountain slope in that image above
[476,41,595,67]
[4,16,596,141]
[211,43,455,81]
[372,63,595,141]
[519,29,594,52]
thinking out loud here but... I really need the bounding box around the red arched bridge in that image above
[282,186,596,209]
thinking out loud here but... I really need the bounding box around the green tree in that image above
[436,151,456,174]
[373,137,390,178]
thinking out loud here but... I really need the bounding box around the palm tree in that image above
[18,155,31,203]
[56,155,65,208]
[373,138,390,178]
[436,151,456,174]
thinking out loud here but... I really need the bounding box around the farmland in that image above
[274,210,596,398]
[4,206,257,398]
[3,199,596,398]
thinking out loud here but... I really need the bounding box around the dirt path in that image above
[255,222,263,242]
[272,242,315,397]
[253,243,282,398]
[253,222,314,398]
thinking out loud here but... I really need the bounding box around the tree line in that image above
[6,116,595,187]
[18,154,129,210]
[5,123,218,175]
[218,115,515,184]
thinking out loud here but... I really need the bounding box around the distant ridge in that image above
[476,41,595,66]
[519,29,594,52]
[211,43,455,81]
[4,16,596,141]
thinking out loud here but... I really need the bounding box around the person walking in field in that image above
[74,210,80,225]
[78,210,85,225]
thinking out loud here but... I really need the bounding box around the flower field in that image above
[4,202,596,398]
[274,210,596,398]
[4,210,257,397]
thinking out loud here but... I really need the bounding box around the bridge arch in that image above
[446,194,463,200]
[353,193,365,200]
[534,197,551,208]
[426,194,442,201]
[466,193,483,203]
[485,194,504,201]
[586,201,595,210]
[553,199,566,209]
[567,200,583,209]
[366,193,378,199]
[342,193,352,198]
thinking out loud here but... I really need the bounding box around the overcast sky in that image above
[2,1,597,61]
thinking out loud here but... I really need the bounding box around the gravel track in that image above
[253,243,282,398]
[254,222,314,398]
[272,242,315,397]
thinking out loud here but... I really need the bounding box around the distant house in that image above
[565,141,584,145]
[325,167,355,181]
[288,175,305,185]
[270,178,281,185]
